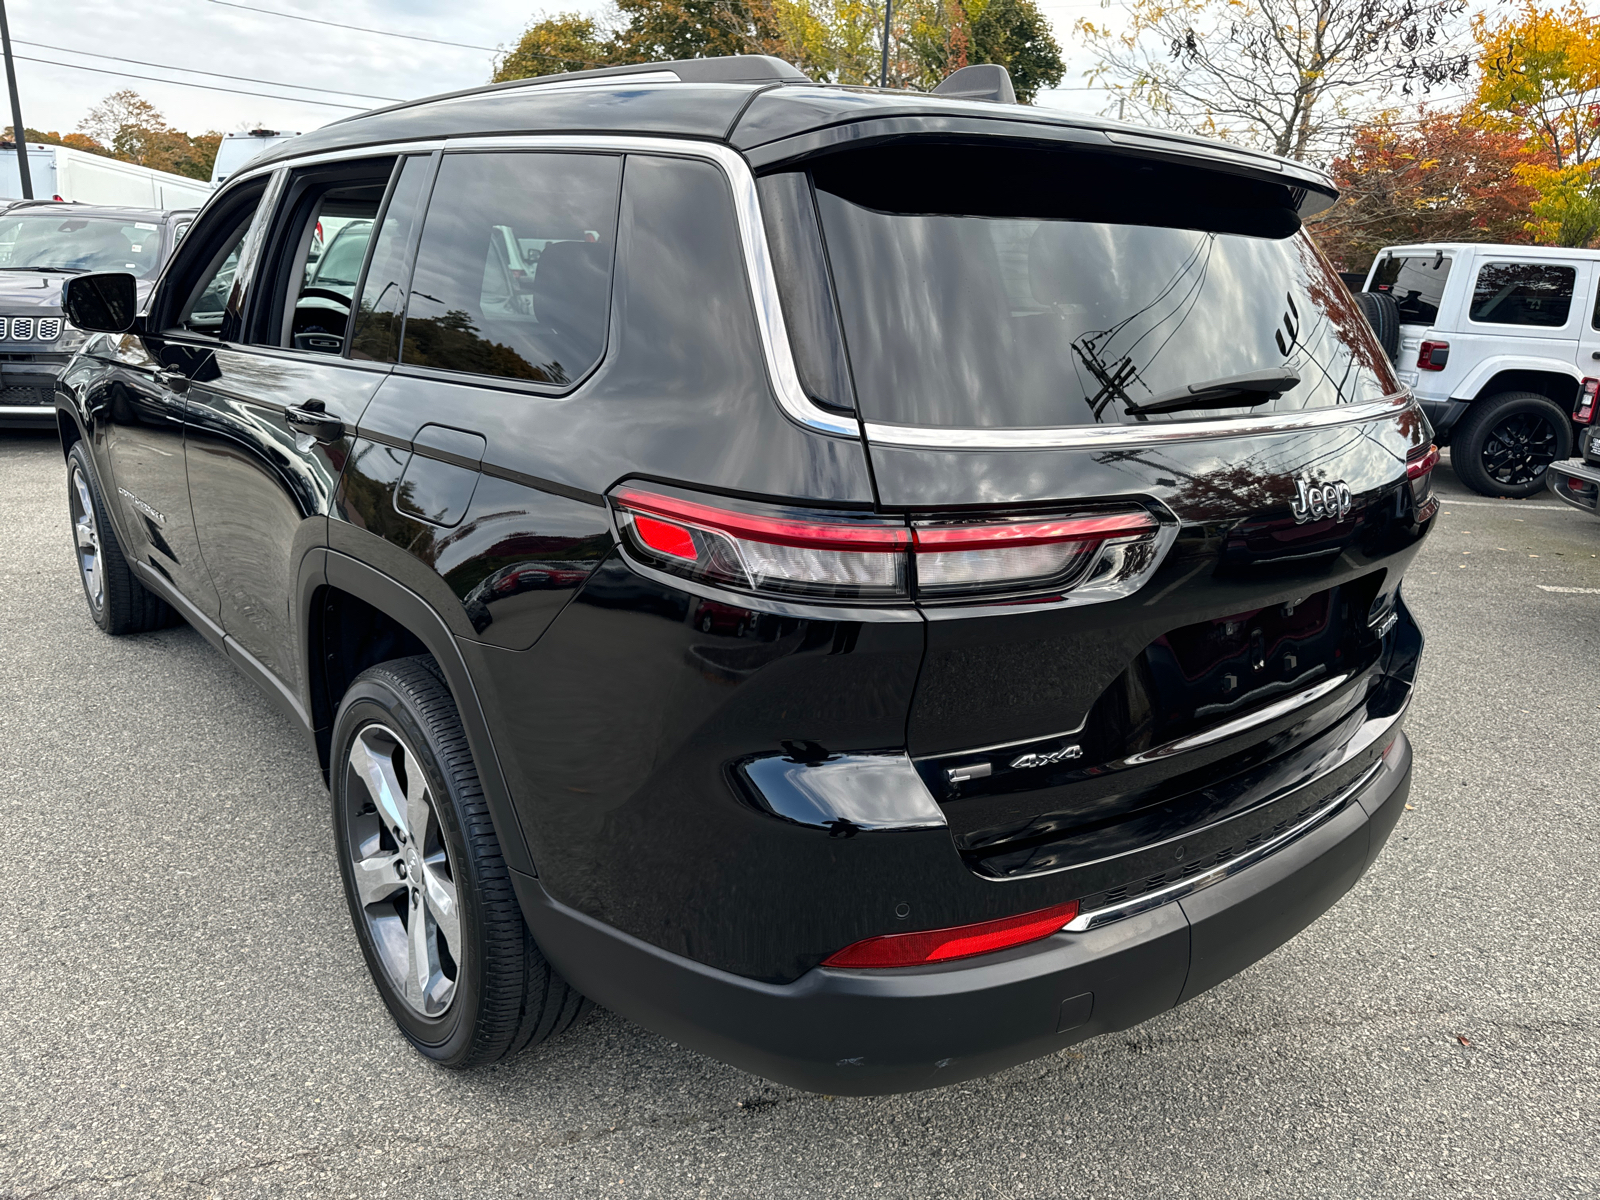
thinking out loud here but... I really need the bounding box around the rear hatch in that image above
[781,138,1435,886]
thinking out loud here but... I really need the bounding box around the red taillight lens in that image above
[1417,341,1449,371]
[614,487,910,601]
[1575,378,1598,425]
[821,900,1081,969]
[612,488,1167,606]
[1406,443,1440,521]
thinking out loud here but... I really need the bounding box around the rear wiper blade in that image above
[1124,369,1301,416]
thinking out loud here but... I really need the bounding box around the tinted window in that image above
[402,152,621,386]
[179,224,250,336]
[1369,253,1451,324]
[1470,262,1576,327]
[350,155,433,363]
[816,190,1396,429]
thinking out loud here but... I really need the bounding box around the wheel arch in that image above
[1457,360,1584,412]
[298,548,536,876]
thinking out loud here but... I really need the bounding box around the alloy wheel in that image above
[1482,411,1559,486]
[343,723,462,1018]
[69,466,103,611]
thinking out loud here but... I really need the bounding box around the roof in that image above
[0,200,190,221]
[1378,242,1600,260]
[246,54,1337,218]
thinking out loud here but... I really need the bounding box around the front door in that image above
[182,157,398,700]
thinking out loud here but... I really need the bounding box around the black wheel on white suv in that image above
[1452,391,1571,499]
[331,656,588,1068]
[65,442,173,635]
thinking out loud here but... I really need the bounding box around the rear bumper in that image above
[1546,457,1600,514]
[514,732,1412,1095]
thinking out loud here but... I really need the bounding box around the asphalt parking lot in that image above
[3,429,1598,1199]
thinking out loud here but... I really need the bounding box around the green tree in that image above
[494,12,617,80]
[75,90,222,181]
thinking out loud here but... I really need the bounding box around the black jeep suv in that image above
[54,55,1434,1095]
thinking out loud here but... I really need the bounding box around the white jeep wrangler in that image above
[1356,242,1600,497]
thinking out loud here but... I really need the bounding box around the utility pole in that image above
[0,0,30,199]
[879,0,892,88]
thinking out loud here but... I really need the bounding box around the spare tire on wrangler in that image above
[1355,291,1401,361]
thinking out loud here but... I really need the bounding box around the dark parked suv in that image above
[54,56,1434,1095]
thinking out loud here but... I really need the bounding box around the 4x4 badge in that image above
[1010,744,1083,770]
[1290,479,1353,524]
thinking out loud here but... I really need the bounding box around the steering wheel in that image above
[299,287,352,308]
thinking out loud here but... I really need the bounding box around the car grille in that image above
[0,317,61,342]
[0,384,53,406]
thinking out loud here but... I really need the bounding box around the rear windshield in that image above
[1368,253,1451,324]
[809,151,1397,430]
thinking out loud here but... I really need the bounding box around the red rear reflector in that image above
[633,515,697,561]
[1575,378,1598,425]
[822,900,1081,969]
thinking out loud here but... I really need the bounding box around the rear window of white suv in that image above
[1470,262,1576,327]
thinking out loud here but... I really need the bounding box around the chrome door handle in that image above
[284,402,344,444]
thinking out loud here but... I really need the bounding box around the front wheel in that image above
[1452,391,1572,498]
[331,656,587,1068]
[65,442,173,635]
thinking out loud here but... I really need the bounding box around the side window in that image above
[178,224,251,336]
[255,162,390,354]
[167,181,269,339]
[349,155,434,363]
[401,151,621,386]
[1470,261,1576,328]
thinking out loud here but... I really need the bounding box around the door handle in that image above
[285,401,344,444]
[155,368,190,394]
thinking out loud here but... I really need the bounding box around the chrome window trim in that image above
[1061,757,1386,933]
[862,392,1416,452]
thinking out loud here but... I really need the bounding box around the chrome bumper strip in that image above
[1061,757,1386,933]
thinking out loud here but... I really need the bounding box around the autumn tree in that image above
[1310,108,1547,270]
[1077,0,1471,162]
[1472,0,1600,247]
[4,127,113,156]
[495,0,1063,102]
[77,90,223,182]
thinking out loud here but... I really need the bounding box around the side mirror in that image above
[62,273,139,334]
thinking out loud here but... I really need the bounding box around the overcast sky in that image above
[5,0,1486,141]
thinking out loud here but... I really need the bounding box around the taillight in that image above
[1575,378,1598,425]
[1417,341,1449,371]
[611,487,1168,606]
[1406,443,1440,521]
[912,511,1159,601]
[614,487,909,601]
[821,900,1081,969]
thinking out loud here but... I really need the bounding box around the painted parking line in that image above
[1537,585,1600,594]
[1437,500,1571,511]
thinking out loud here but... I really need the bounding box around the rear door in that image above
[792,140,1434,882]
[179,157,398,707]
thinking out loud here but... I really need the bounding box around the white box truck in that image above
[0,143,214,208]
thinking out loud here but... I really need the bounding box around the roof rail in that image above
[501,54,808,90]
[930,64,1017,104]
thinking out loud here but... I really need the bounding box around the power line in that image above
[14,39,402,102]
[12,54,374,109]
[206,0,499,53]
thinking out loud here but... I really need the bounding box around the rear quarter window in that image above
[1368,253,1451,324]
[1469,262,1576,328]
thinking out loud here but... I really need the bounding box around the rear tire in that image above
[65,442,173,635]
[1452,391,1571,498]
[331,656,588,1069]
[1355,291,1400,361]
